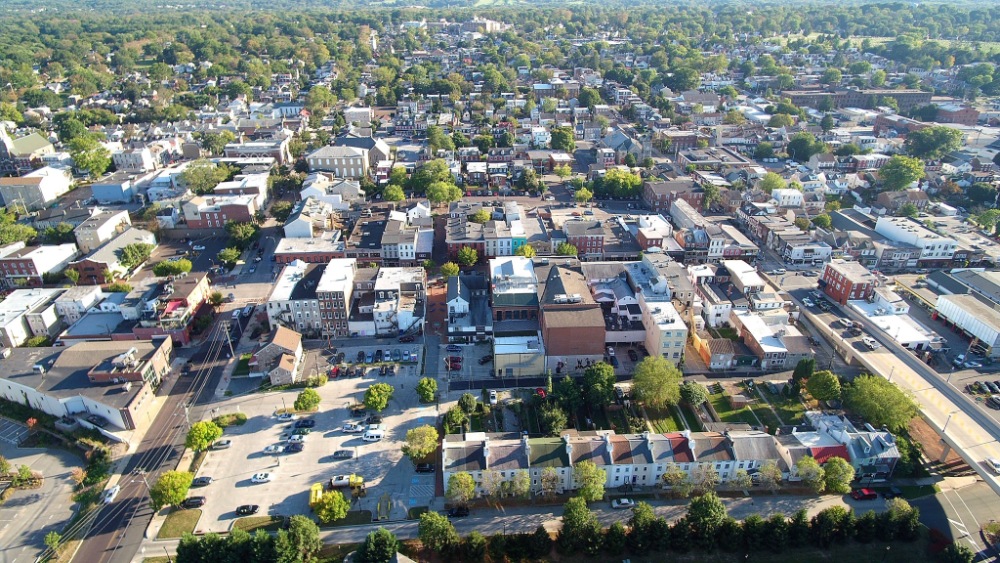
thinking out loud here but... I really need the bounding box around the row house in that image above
[132,274,211,345]
[75,209,133,253]
[223,138,292,165]
[874,216,957,268]
[284,197,337,239]
[265,260,326,337]
[182,195,258,229]
[564,220,605,261]
[442,429,791,499]
[644,178,704,213]
[730,310,812,371]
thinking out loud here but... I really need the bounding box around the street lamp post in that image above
[943,411,958,433]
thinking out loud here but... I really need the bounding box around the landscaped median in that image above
[232,515,284,533]
[318,510,373,528]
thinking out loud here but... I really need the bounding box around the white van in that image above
[363,429,384,442]
[841,319,854,329]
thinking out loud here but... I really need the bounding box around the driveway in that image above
[0,440,81,563]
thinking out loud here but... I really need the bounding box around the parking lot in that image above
[191,343,432,532]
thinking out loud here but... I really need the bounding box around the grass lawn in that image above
[715,326,740,341]
[606,407,631,432]
[320,510,373,528]
[233,515,284,533]
[760,386,807,426]
[233,353,252,376]
[746,401,783,434]
[156,509,201,539]
[678,403,703,431]
[212,412,247,428]
[469,413,484,432]
[407,506,428,519]
[708,393,762,427]
[644,404,682,433]
[188,450,207,474]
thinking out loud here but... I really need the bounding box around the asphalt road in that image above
[73,324,234,563]
[913,481,1000,558]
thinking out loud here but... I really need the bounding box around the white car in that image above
[287,434,306,444]
[802,298,815,308]
[192,245,206,251]
[489,390,498,406]
[276,413,298,421]
[342,422,363,433]
[988,458,1000,475]
[611,498,635,509]
[103,484,121,504]
[263,445,285,454]
[862,336,881,350]
[251,473,272,484]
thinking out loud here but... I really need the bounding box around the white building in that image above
[372,267,426,337]
[640,298,688,364]
[874,216,957,266]
[306,146,369,179]
[283,197,336,239]
[0,165,72,211]
[75,209,132,254]
[265,260,323,335]
[343,106,373,127]
[112,147,157,173]
[54,285,104,325]
[936,293,1000,358]
[771,188,804,208]
[300,175,364,210]
[0,288,65,347]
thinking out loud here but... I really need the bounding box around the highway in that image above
[794,285,1000,501]
[70,321,234,563]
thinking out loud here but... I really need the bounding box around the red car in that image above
[448,362,462,371]
[851,488,878,500]
[329,366,340,378]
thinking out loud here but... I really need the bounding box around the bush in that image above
[306,374,328,387]
[211,413,247,428]
[294,388,321,411]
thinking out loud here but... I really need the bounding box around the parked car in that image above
[236,504,260,516]
[287,434,307,444]
[342,422,364,433]
[286,442,304,453]
[182,496,207,509]
[610,356,620,368]
[953,354,967,366]
[445,356,463,364]
[192,245,206,251]
[103,485,121,504]
[988,458,1000,474]
[357,351,366,363]
[851,488,878,500]
[332,450,355,460]
[191,476,213,487]
[606,346,615,357]
[446,344,462,353]
[802,298,815,308]
[628,349,639,362]
[489,390,498,406]
[263,445,285,454]
[448,362,462,371]
[374,349,384,362]
[478,355,493,365]
[391,349,402,361]
[365,351,374,363]
[212,439,232,450]
[447,507,470,518]
[882,487,903,499]
[399,335,415,343]
[415,463,435,473]
[965,361,984,369]
[251,473,272,484]
[611,498,635,509]
[294,419,316,429]
[365,415,383,425]
[276,413,298,422]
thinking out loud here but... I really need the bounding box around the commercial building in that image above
[75,209,132,253]
[819,259,877,305]
[936,293,1000,359]
[0,166,72,211]
[0,243,78,288]
[0,288,65,347]
[316,258,358,339]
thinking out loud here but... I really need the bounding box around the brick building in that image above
[819,259,877,305]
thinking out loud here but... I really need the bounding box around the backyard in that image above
[758,385,807,426]
[643,403,703,433]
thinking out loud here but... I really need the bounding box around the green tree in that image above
[457,246,478,267]
[559,496,602,555]
[758,459,784,492]
[217,247,241,266]
[550,126,575,152]
[64,269,80,285]
[42,222,77,244]
[759,172,787,193]
[446,472,476,506]
[897,202,919,218]
[415,377,437,402]
[822,456,855,494]
[556,375,584,415]
[792,358,815,384]
[426,180,462,205]
[403,425,439,461]
[905,125,964,160]
[388,167,408,187]
[150,470,194,510]
[364,383,394,412]
[820,68,842,85]
[226,221,259,248]
[806,370,841,401]
[796,456,826,494]
[468,209,491,224]
[69,135,111,178]
[605,521,627,554]
[754,142,775,159]
[662,463,692,497]
[686,492,728,548]
[843,375,919,432]
[540,404,568,436]
[810,506,855,548]
[185,421,223,452]
[383,185,405,202]
[440,262,460,278]
[443,405,467,434]
[355,528,401,563]
[733,468,753,490]
[43,530,60,553]
[119,243,154,270]
[409,159,454,193]
[200,131,236,155]
[976,209,1000,230]
[631,356,683,408]
[879,155,925,191]
[768,113,794,128]
[418,511,459,553]
[939,543,975,563]
[152,259,193,277]
[555,242,578,256]
[573,460,606,502]
[701,182,721,210]
[820,114,835,132]
[514,244,536,258]
[811,213,832,229]
[624,153,638,168]
[312,490,350,524]
[693,465,720,494]
[275,515,323,563]
[582,362,616,406]
[293,388,321,411]
[786,132,826,162]
[680,381,709,406]
[553,163,573,178]
[270,201,294,221]
[426,125,455,154]
[459,393,478,414]
[179,160,234,194]
[574,187,594,203]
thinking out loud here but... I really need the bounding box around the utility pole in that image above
[222,321,236,358]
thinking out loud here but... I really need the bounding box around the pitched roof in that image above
[271,326,302,353]
[444,443,486,472]
[689,432,734,462]
[528,438,569,467]
[10,132,52,155]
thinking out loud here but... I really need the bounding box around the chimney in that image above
[642,431,651,441]
[522,433,530,461]
[483,438,490,468]
[563,434,573,466]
